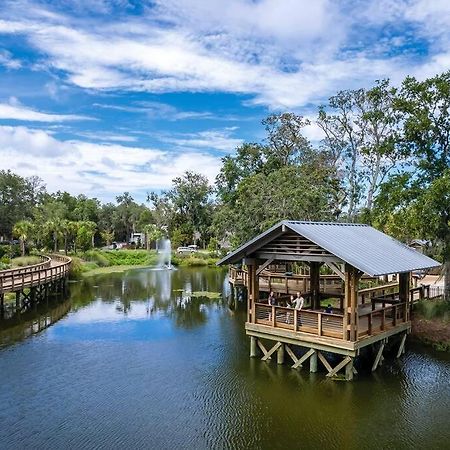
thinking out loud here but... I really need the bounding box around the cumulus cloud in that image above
[0,125,222,200]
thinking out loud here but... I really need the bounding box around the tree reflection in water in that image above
[71,267,228,329]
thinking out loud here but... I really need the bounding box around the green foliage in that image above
[83,250,110,267]
[11,256,41,267]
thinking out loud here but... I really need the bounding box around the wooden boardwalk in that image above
[0,255,71,317]
[0,254,71,294]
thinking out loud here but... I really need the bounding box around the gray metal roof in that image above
[217,220,441,276]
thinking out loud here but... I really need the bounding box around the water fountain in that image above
[157,238,172,270]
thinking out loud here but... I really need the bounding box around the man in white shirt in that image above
[293,292,304,310]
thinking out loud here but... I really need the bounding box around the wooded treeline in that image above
[1,71,449,296]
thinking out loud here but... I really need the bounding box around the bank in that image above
[70,249,219,277]
[411,299,450,351]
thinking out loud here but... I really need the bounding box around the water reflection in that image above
[1,267,449,450]
[67,267,229,329]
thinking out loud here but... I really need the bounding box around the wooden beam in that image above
[371,341,385,372]
[256,258,274,275]
[326,356,352,378]
[396,333,407,358]
[261,341,282,361]
[285,345,298,365]
[293,348,316,369]
[254,253,342,263]
[327,262,345,281]
[317,351,333,373]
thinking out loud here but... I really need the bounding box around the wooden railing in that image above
[254,303,344,339]
[0,255,51,277]
[358,283,399,304]
[0,255,72,294]
[357,302,407,338]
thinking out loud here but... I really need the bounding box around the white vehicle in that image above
[187,245,198,252]
[177,246,195,254]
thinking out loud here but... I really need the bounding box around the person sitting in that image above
[325,304,333,314]
[268,291,276,306]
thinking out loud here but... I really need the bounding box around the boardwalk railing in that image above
[254,303,344,339]
[0,255,72,294]
[357,302,407,338]
[0,255,51,278]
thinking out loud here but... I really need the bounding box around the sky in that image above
[0,0,449,203]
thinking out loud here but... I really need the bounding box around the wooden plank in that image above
[261,342,282,361]
[396,333,407,358]
[285,345,298,365]
[317,351,333,373]
[327,356,352,377]
[371,342,385,372]
[292,348,315,369]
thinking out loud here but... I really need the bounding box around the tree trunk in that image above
[20,239,25,257]
[64,235,68,255]
[53,232,57,253]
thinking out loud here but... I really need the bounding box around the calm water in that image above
[0,267,449,450]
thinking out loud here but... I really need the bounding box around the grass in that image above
[81,265,151,277]
[191,291,221,299]
[11,256,42,268]
[68,248,219,278]
[172,252,218,267]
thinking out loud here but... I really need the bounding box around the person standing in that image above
[293,292,304,310]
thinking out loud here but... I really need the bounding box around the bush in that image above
[84,250,110,267]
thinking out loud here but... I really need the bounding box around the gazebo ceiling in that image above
[217,221,441,276]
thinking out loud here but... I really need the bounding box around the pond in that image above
[0,267,449,449]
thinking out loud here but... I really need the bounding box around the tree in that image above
[391,72,450,299]
[76,221,97,251]
[318,89,366,219]
[0,170,45,239]
[12,220,34,256]
[143,224,164,251]
[262,112,311,169]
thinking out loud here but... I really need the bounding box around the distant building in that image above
[129,232,146,247]
[409,239,430,254]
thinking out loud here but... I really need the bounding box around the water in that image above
[157,238,172,269]
[0,267,449,450]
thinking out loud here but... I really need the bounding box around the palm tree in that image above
[12,220,34,256]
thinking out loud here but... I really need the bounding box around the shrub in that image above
[84,250,110,267]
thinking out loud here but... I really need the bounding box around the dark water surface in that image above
[0,267,449,450]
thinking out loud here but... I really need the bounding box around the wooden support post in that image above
[250,336,257,357]
[326,356,352,378]
[344,265,359,341]
[277,343,285,365]
[309,349,318,373]
[399,272,410,321]
[261,342,282,362]
[16,291,21,308]
[291,348,316,370]
[345,358,354,381]
[397,333,407,358]
[317,351,333,373]
[309,262,321,310]
[372,341,385,372]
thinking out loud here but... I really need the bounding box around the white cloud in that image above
[0,0,448,111]
[0,98,94,122]
[159,129,243,152]
[0,125,222,200]
[0,49,21,69]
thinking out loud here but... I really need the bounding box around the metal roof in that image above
[217,220,441,276]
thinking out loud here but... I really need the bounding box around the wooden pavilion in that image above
[218,221,440,380]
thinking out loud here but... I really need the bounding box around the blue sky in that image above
[0,0,449,202]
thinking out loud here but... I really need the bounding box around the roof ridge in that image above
[285,220,369,227]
